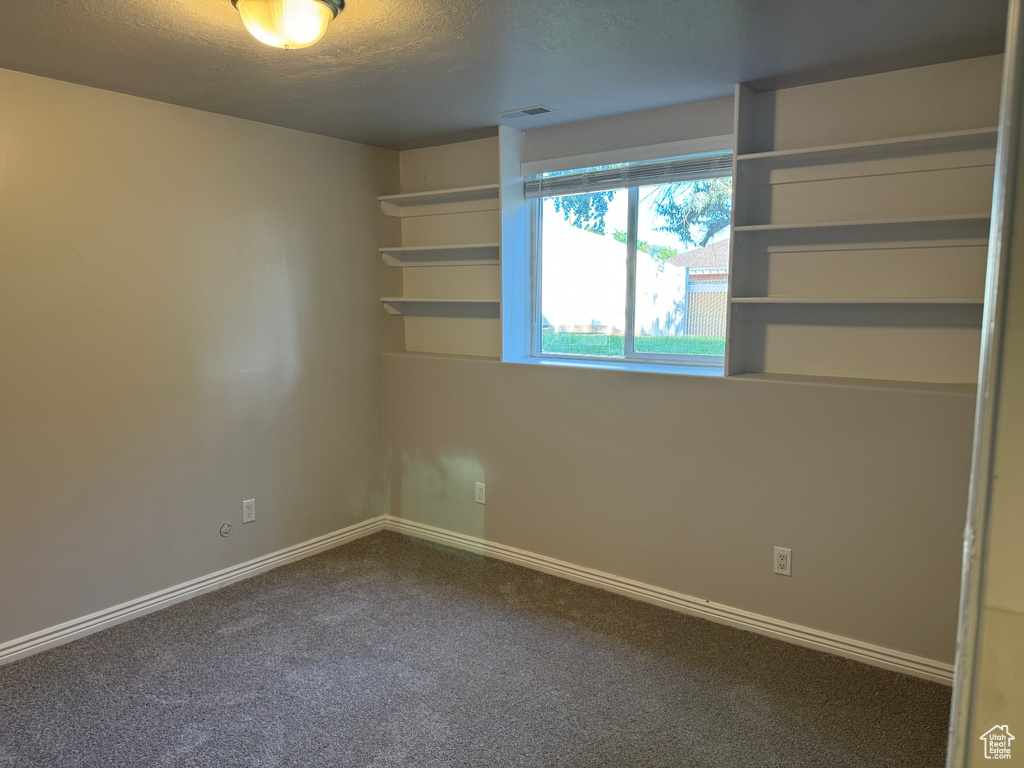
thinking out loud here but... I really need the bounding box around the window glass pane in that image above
[633,179,731,357]
[540,190,628,358]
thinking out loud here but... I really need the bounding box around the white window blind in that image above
[524,151,733,200]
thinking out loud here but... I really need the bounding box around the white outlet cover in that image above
[242,499,256,523]
[475,482,486,504]
[774,546,792,576]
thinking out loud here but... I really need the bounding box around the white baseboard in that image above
[382,516,955,685]
[0,515,386,667]
[0,513,954,686]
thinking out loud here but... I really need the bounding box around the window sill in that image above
[504,355,725,378]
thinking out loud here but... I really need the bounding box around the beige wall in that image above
[382,352,976,663]
[522,98,735,166]
[0,67,399,645]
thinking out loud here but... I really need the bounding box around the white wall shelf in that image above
[731,297,984,305]
[378,184,500,218]
[735,127,998,169]
[380,297,500,316]
[733,214,991,235]
[380,243,500,267]
[732,214,992,249]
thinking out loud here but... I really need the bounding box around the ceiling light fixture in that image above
[232,0,344,50]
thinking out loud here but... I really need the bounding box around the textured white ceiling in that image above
[0,0,1009,149]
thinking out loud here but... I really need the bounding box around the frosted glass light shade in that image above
[233,0,342,50]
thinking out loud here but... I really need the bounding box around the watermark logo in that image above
[980,725,1015,760]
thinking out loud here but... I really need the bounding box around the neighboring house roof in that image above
[666,238,730,269]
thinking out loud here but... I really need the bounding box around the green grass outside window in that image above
[541,332,725,358]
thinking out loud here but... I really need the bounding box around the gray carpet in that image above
[0,531,950,767]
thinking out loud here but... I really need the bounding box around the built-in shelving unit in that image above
[724,77,998,384]
[377,146,504,358]
[380,243,500,268]
[378,184,500,218]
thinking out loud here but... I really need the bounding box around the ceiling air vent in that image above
[498,105,555,120]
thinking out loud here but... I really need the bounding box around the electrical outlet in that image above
[242,499,256,524]
[220,522,233,537]
[774,547,792,576]
[475,482,486,505]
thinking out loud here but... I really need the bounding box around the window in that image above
[527,152,733,369]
